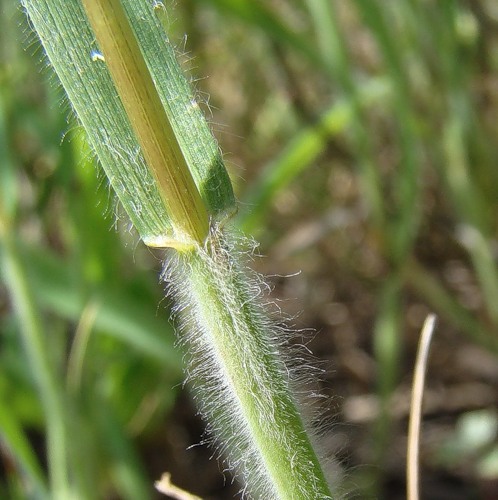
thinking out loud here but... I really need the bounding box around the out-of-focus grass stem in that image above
[306,0,386,231]
[0,222,70,500]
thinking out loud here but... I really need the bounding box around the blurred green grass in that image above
[1,0,498,498]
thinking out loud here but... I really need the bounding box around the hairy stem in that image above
[21,0,335,496]
[165,229,333,499]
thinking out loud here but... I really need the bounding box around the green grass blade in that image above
[306,1,387,230]
[405,259,498,353]
[22,0,235,248]
[0,233,70,499]
[0,407,49,499]
[200,0,328,73]
[239,78,390,234]
[17,244,181,370]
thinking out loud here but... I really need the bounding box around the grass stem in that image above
[165,230,334,499]
[0,228,70,499]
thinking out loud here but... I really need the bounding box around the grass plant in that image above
[2,0,498,498]
[14,0,334,497]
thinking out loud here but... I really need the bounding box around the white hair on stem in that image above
[162,223,343,499]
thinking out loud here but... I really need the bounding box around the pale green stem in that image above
[166,231,334,499]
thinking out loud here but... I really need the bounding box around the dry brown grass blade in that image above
[407,314,437,500]
[155,472,203,500]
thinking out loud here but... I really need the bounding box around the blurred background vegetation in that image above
[1,0,498,498]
